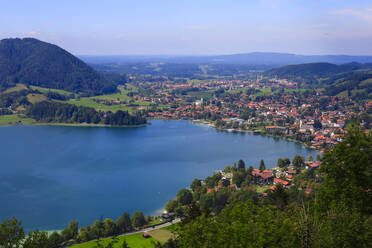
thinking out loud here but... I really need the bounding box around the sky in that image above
[1,0,372,55]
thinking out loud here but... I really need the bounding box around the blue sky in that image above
[1,0,372,55]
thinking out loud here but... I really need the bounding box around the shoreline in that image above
[0,120,150,128]
[191,119,320,152]
[1,117,319,151]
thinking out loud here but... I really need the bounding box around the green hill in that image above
[265,62,372,83]
[0,38,116,95]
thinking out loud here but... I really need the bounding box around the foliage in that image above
[178,201,298,248]
[25,101,146,125]
[277,158,290,168]
[0,218,25,248]
[23,230,49,248]
[292,155,305,170]
[0,38,116,95]
[116,212,132,234]
[318,124,372,214]
[131,212,146,228]
[259,159,266,171]
[176,189,193,206]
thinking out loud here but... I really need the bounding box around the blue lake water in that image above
[0,120,317,230]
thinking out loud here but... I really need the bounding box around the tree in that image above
[178,201,298,247]
[259,159,266,171]
[165,199,179,213]
[116,212,132,234]
[48,231,63,248]
[268,183,289,210]
[132,212,146,228]
[61,221,78,241]
[182,201,202,225]
[313,120,322,130]
[91,220,105,239]
[277,158,290,168]
[318,124,372,214]
[103,218,117,237]
[307,154,313,161]
[23,230,49,248]
[238,159,245,170]
[316,154,321,161]
[292,155,305,170]
[122,239,130,248]
[177,189,193,205]
[0,218,25,248]
[190,178,201,192]
[232,170,246,188]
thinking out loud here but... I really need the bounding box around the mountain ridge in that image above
[0,38,116,95]
[79,52,372,65]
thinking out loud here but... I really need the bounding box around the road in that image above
[120,218,181,237]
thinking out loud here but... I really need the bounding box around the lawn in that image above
[148,229,174,243]
[256,185,272,193]
[27,93,47,104]
[161,224,180,233]
[89,85,132,102]
[30,85,73,96]
[254,88,272,96]
[67,99,134,112]
[3,84,28,93]
[68,233,157,248]
[0,115,36,125]
[187,90,214,100]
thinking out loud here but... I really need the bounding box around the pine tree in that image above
[259,159,266,171]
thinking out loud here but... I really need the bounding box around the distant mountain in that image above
[0,38,116,94]
[79,52,372,66]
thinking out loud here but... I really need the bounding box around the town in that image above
[104,76,371,151]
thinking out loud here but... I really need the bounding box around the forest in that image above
[26,101,146,126]
[0,38,116,95]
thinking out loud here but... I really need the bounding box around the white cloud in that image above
[27,30,40,37]
[331,8,372,22]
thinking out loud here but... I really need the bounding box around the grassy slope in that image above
[0,115,36,125]
[148,229,173,243]
[27,93,47,104]
[3,84,28,93]
[68,233,157,248]
[30,85,73,96]
[2,83,153,113]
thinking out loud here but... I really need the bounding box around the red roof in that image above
[274,178,290,186]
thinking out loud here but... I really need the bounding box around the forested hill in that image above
[0,38,116,95]
[264,62,372,82]
[265,62,372,99]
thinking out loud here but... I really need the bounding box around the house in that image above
[274,178,290,187]
[305,161,321,170]
[252,170,274,184]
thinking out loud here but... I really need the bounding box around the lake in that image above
[0,120,317,230]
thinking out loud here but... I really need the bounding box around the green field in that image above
[89,85,132,102]
[254,88,272,96]
[161,224,180,233]
[3,84,28,93]
[68,233,157,248]
[27,93,47,104]
[187,90,214,99]
[67,85,154,113]
[30,85,73,96]
[0,114,36,125]
[256,185,271,193]
[148,229,173,243]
